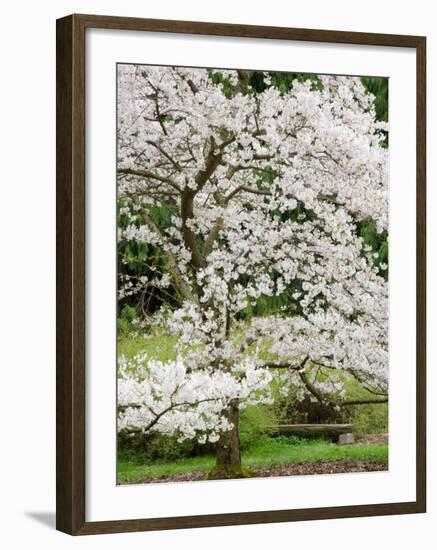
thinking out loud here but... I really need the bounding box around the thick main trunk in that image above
[207,400,253,480]
[216,400,241,467]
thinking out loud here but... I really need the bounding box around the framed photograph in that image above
[56,14,426,535]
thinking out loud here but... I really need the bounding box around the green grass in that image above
[117,437,388,483]
[118,331,178,362]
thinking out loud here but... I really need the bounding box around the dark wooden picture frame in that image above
[56,13,426,535]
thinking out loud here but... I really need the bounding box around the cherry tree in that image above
[117,65,389,478]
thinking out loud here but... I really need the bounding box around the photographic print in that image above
[116,64,389,485]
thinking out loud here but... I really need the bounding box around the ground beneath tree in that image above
[120,459,387,485]
[357,433,388,445]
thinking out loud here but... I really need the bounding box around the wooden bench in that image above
[266,423,354,444]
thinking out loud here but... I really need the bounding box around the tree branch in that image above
[236,70,254,93]
[120,396,221,434]
[118,167,181,193]
[203,216,223,258]
[263,356,309,371]
[299,370,388,407]
[180,139,224,269]
[225,185,272,203]
[145,140,182,172]
[339,397,388,407]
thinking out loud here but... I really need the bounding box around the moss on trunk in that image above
[207,399,254,480]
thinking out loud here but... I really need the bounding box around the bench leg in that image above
[338,433,355,445]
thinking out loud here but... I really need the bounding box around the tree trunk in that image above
[207,400,253,480]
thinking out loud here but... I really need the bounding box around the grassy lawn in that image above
[118,331,179,363]
[117,437,388,483]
